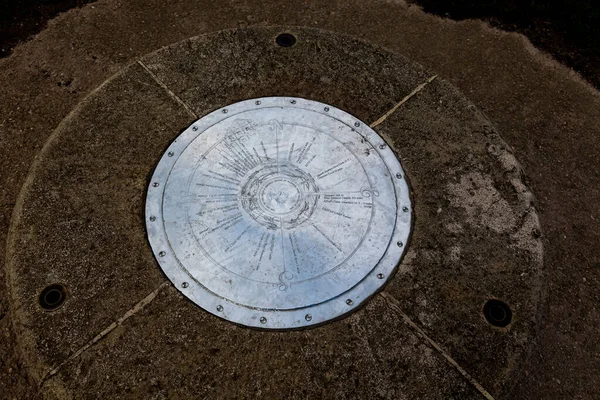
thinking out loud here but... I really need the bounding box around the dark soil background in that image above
[2,0,599,89]
[0,0,95,57]
[406,0,600,88]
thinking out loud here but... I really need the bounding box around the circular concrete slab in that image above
[7,27,543,398]
[146,97,412,329]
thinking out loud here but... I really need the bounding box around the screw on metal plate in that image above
[255,100,261,105]
[305,314,312,321]
[354,122,360,127]
[379,144,386,149]
[396,173,402,179]
[217,305,224,312]
[168,151,174,157]
[260,317,267,324]
[397,241,403,247]
[377,273,384,279]
[159,251,166,257]
[192,126,198,131]
[152,182,159,187]
[346,299,353,305]
[149,216,156,222]
[402,206,409,212]
[181,282,189,288]
[290,99,296,104]
[324,107,329,112]
[222,109,228,114]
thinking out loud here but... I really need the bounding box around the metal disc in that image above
[145,97,412,328]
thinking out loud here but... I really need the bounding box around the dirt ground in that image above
[0,0,599,399]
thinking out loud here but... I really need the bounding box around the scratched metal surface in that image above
[145,97,412,328]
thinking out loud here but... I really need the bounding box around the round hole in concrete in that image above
[275,33,296,47]
[39,284,67,311]
[483,299,512,327]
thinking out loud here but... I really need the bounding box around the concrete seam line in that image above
[39,281,171,386]
[137,60,199,119]
[370,75,438,128]
[379,291,496,400]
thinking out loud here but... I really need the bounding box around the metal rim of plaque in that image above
[145,97,412,329]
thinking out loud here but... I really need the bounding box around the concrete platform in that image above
[6,27,543,398]
[1,1,598,399]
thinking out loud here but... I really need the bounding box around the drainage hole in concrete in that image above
[483,299,512,327]
[275,33,296,47]
[39,284,67,311]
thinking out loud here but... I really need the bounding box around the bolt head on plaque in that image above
[145,97,412,329]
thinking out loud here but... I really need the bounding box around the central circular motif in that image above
[241,163,318,229]
[145,97,412,329]
[260,178,300,214]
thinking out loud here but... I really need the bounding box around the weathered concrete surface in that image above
[377,76,544,396]
[7,62,194,383]
[7,27,543,398]
[48,285,486,399]
[0,0,598,399]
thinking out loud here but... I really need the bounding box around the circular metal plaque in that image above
[146,97,412,328]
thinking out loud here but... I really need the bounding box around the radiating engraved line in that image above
[280,218,287,271]
[137,60,198,119]
[370,75,437,128]
[287,142,295,162]
[379,292,496,400]
[269,119,284,173]
[40,281,171,385]
[323,178,350,191]
[276,124,280,173]
[303,191,365,196]
[311,223,342,252]
[373,198,395,215]
[316,158,350,179]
